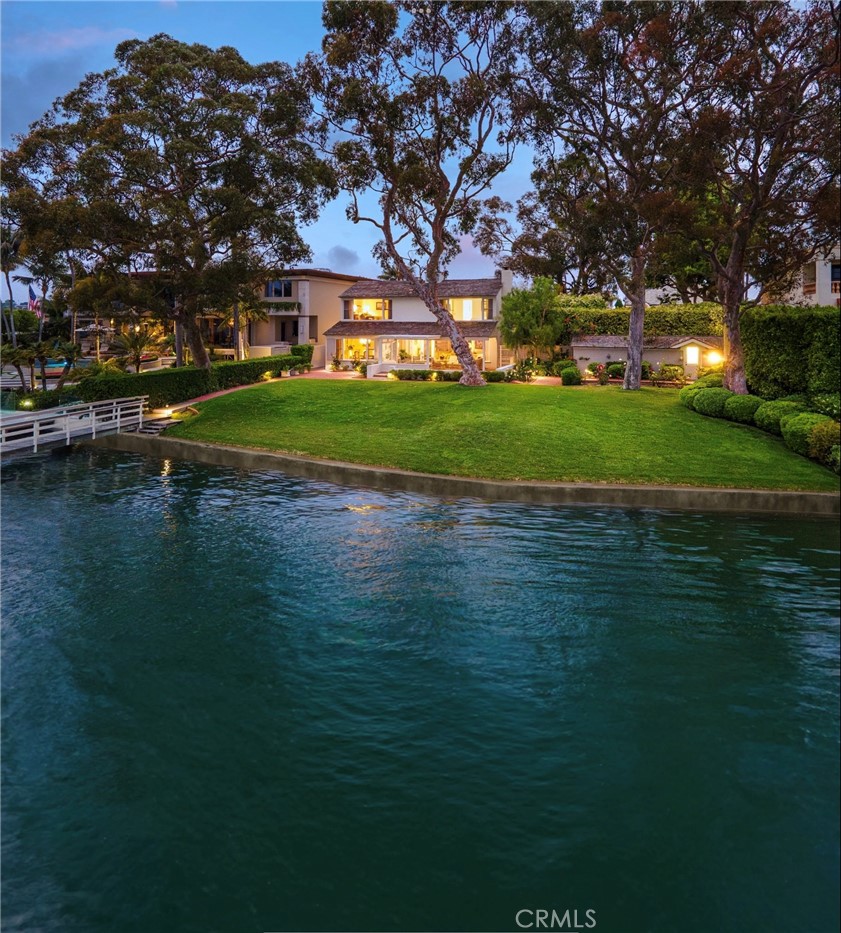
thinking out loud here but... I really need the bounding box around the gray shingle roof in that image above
[570,334,723,350]
[323,320,499,338]
[339,278,501,299]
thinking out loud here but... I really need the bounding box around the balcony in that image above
[832,282,840,294]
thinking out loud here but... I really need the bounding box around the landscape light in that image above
[707,351,724,365]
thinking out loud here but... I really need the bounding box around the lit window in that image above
[685,346,699,365]
[462,299,473,321]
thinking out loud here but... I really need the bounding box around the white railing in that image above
[1,396,148,455]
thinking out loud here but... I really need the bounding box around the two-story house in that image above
[783,245,841,307]
[323,268,514,374]
[247,268,363,362]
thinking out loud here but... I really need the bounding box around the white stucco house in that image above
[323,268,515,375]
[570,334,724,380]
[783,245,841,307]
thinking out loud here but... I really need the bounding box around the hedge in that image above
[290,344,314,364]
[692,387,734,418]
[560,366,582,385]
[678,385,703,409]
[753,399,808,436]
[808,419,841,471]
[780,412,835,458]
[566,302,723,337]
[73,355,292,408]
[391,369,463,381]
[741,304,840,399]
[723,394,765,424]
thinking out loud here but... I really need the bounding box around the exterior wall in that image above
[786,246,841,306]
[307,278,346,337]
[391,297,436,322]
[571,344,721,375]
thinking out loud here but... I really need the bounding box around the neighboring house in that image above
[247,269,364,362]
[783,245,841,307]
[323,268,514,374]
[570,334,723,381]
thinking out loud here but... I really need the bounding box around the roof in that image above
[279,268,364,282]
[323,320,499,339]
[339,277,501,299]
[570,334,723,350]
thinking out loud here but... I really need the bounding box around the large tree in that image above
[521,1,708,389]
[2,34,335,369]
[677,0,839,393]
[308,0,523,386]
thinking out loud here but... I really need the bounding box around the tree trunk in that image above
[233,303,241,361]
[175,321,185,367]
[28,360,35,392]
[717,258,748,394]
[623,252,646,391]
[182,313,211,370]
[39,360,47,392]
[4,273,17,347]
[418,289,484,386]
[55,364,72,391]
[14,365,27,392]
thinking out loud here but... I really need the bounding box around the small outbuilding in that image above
[569,334,723,380]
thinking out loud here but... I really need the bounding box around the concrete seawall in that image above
[88,433,841,518]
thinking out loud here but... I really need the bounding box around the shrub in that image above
[606,362,625,379]
[829,445,841,475]
[551,359,577,376]
[693,373,724,388]
[678,385,704,409]
[809,392,841,420]
[392,369,432,381]
[587,362,601,373]
[214,357,287,389]
[753,399,807,435]
[808,419,841,468]
[354,361,368,376]
[15,389,84,411]
[641,361,653,380]
[723,394,765,424]
[512,360,535,382]
[692,387,734,417]
[290,344,314,364]
[781,412,834,457]
[483,370,506,383]
[561,366,582,385]
[741,304,840,398]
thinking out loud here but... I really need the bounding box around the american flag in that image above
[28,285,43,319]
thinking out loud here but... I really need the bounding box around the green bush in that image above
[641,361,653,380]
[483,370,506,383]
[723,394,765,424]
[15,389,84,411]
[392,369,432,381]
[780,412,834,457]
[290,344,314,364]
[586,362,601,374]
[809,392,841,420]
[606,363,625,379]
[551,359,577,376]
[568,302,723,338]
[753,399,808,435]
[678,385,704,409]
[692,387,734,417]
[693,373,724,388]
[808,419,841,469]
[73,355,293,407]
[829,445,841,475]
[560,366,583,385]
[741,304,840,398]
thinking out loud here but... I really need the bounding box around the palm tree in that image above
[1,225,26,347]
[32,340,55,391]
[53,341,83,391]
[1,345,31,391]
[13,248,69,341]
[110,329,163,374]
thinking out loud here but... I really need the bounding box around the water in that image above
[2,450,838,933]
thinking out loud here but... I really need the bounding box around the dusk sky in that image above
[1,0,533,295]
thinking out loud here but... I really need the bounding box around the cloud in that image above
[327,245,360,270]
[4,26,137,58]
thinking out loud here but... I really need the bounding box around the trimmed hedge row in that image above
[741,304,840,399]
[73,355,297,408]
[679,379,838,473]
[567,302,724,338]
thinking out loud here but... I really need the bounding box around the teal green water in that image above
[2,450,839,933]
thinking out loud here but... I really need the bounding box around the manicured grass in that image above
[166,380,840,491]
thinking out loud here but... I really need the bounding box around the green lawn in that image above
[166,380,840,491]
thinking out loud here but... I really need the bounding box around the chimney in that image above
[496,264,514,295]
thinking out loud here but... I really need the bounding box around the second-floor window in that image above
[343,299,392,320]
[441,297,494,320]
[266,280,293,298]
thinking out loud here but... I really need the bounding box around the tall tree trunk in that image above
[55,364,72,392]
[13,364,27,392]
[39,359,47,392]
[717,256,748,394]
[623,251,647,391]
[182,313,211,370]
[233,303,241,361]
[416,286,484,386]
[3,272,17,347]
[174,321,185,367]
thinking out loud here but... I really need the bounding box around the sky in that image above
[1,0,534,299]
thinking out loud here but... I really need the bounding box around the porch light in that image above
[706,350,723,365]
